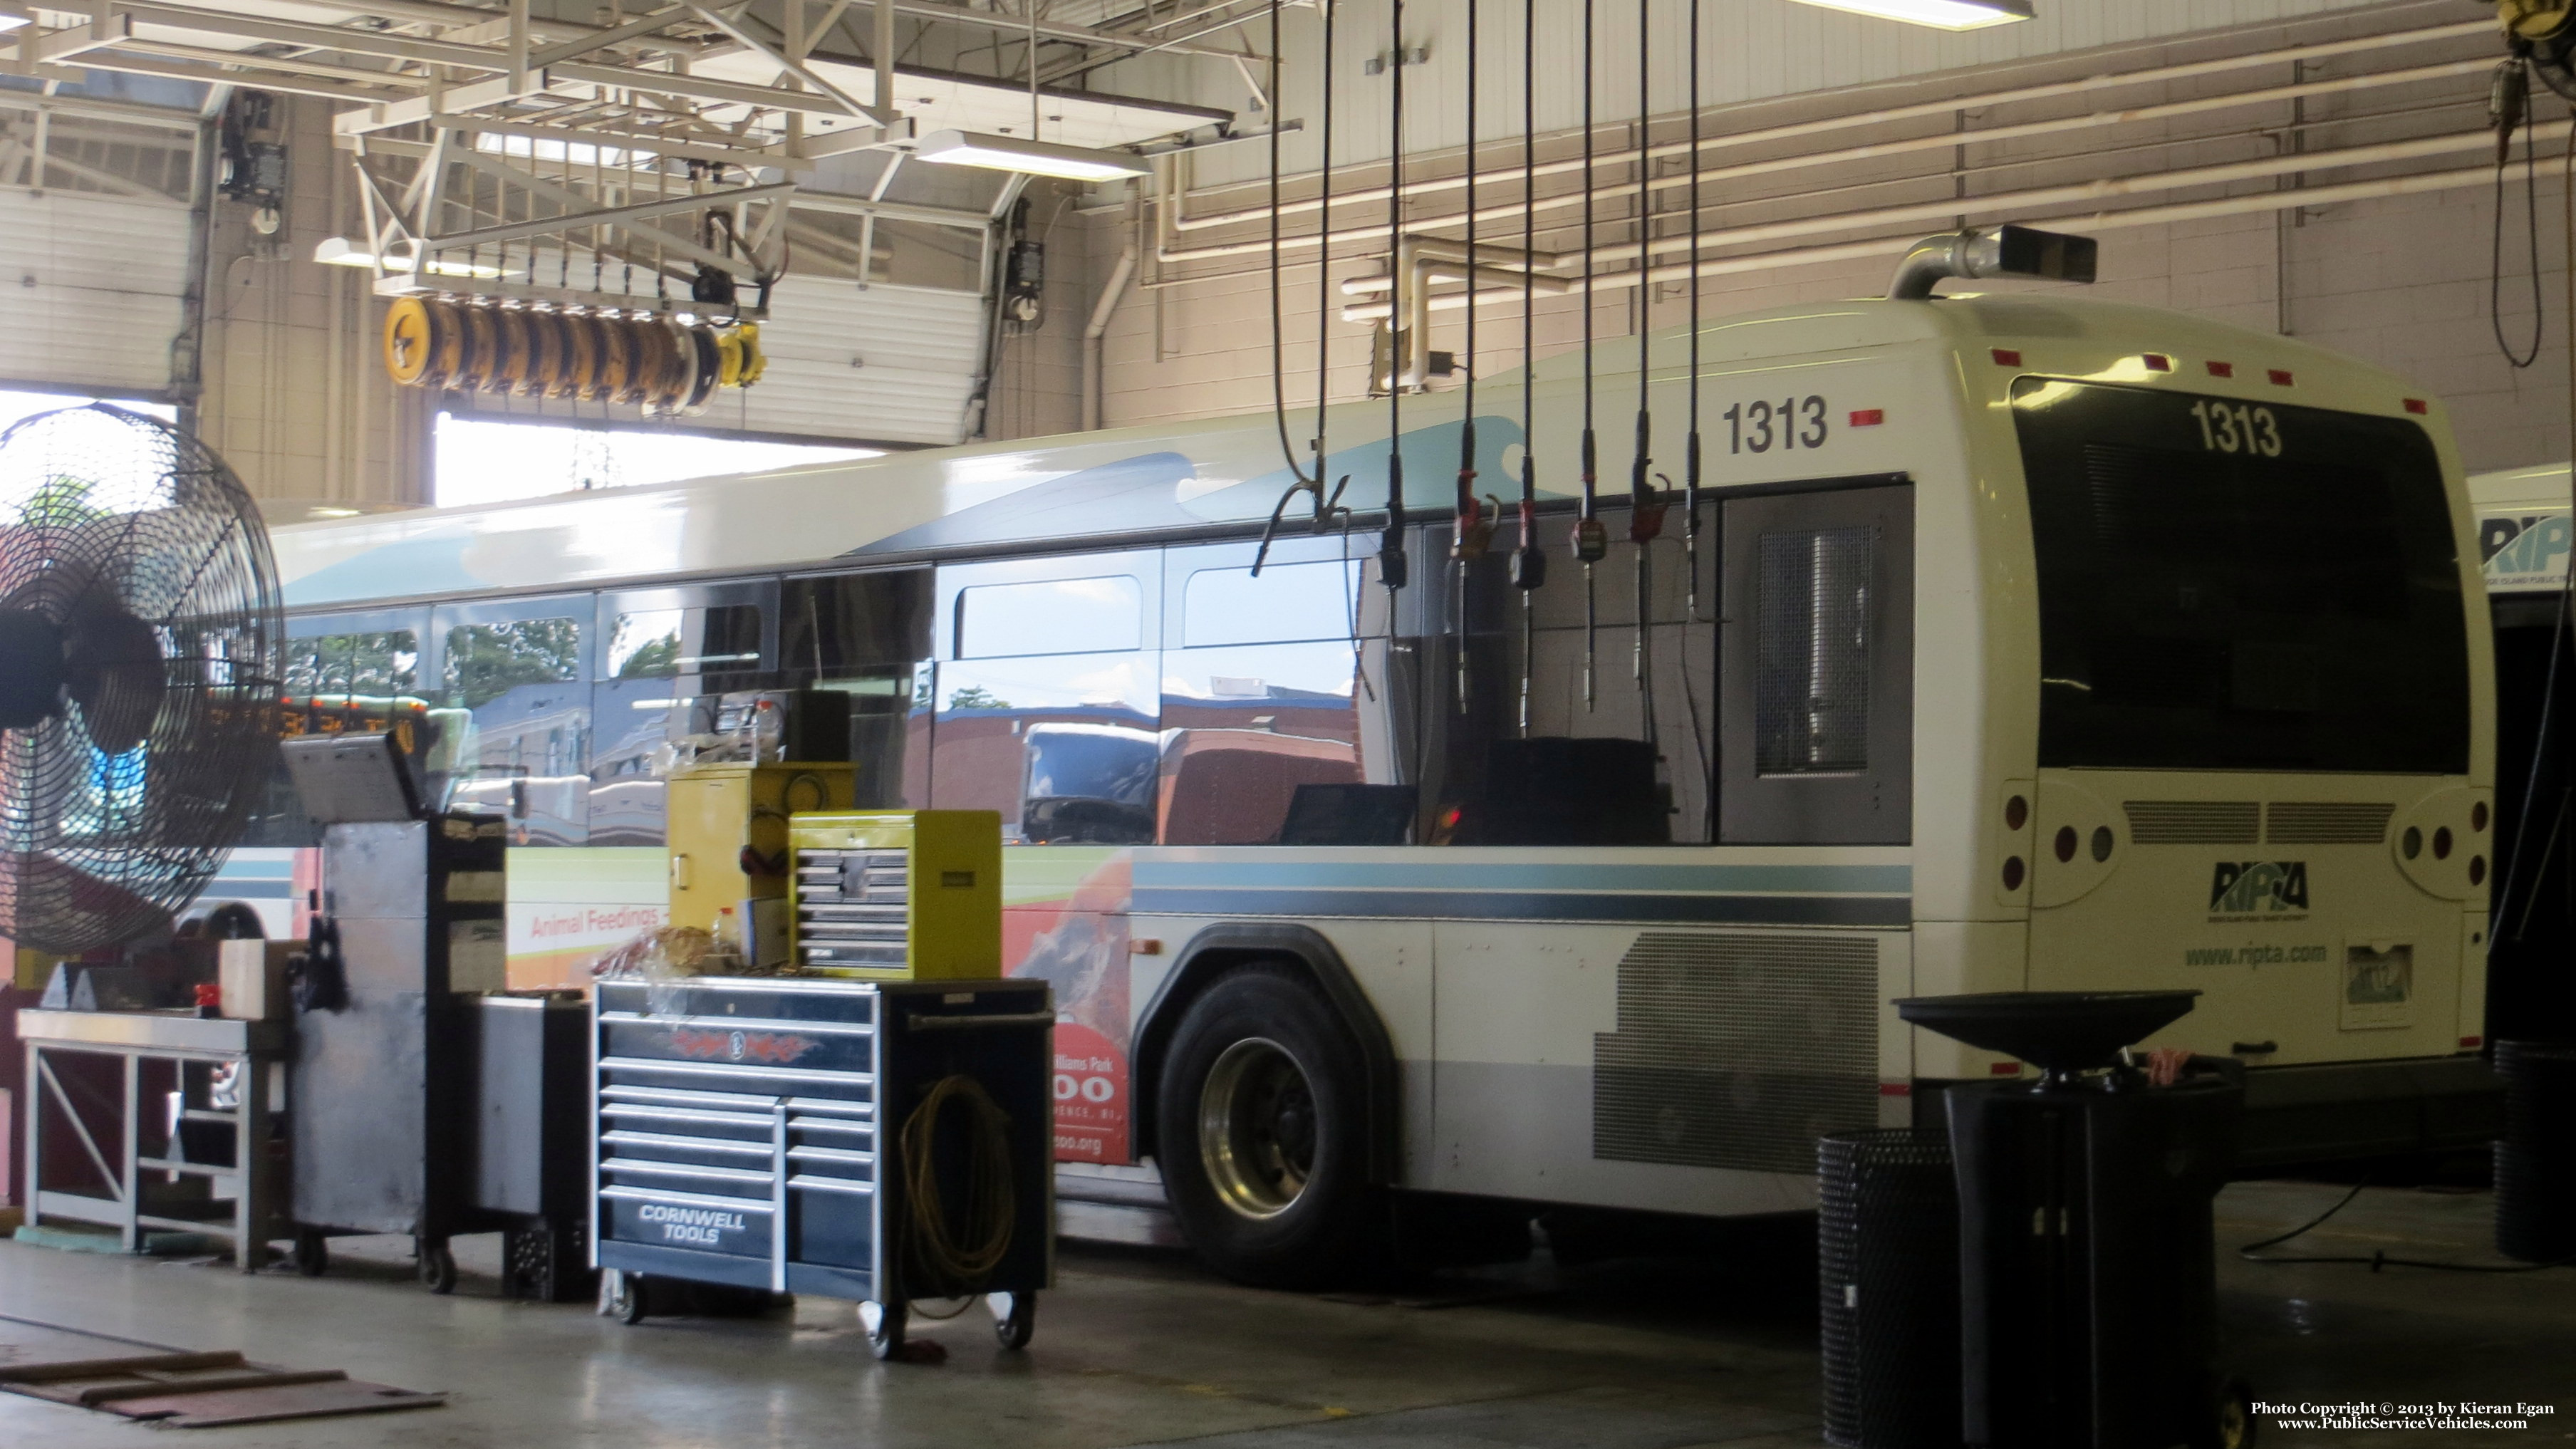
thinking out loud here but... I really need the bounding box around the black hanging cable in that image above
[1683,0,1703,626]
[1253,1,1349,576]
[1573,0,1607,712]
[2493,56,2544,369]
[1316,1,1339,509]
[1680,0,1713,839]
[1378,0,1409,599]
[1267,0,1313,489]
[1450,0,1487,715]
[2496,111,2576,945]
[1628,0,1666,740]
[1510,0,1546,738]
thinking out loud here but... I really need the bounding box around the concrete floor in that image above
[0,1182,2570,1448]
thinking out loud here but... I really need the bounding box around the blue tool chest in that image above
[590,975,1052,1350]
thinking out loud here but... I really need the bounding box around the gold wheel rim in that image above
[1196,1037,1316,1220]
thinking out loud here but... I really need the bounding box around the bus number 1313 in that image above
[2191,398,2283,457]
[1724,395,1829,455]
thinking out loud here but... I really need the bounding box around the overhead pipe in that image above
[1335,120,2567,321]
[1159,51,2499,267]
[1344,236,1573,392]
[1082,240,1140,431]
[1337,133,2572,324]
[1169,16,2492,234]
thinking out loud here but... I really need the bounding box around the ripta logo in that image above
[2210,861,2309,919]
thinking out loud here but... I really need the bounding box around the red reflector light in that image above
[2205,360,2235,378]
[1990,348,2022,367]
[2404,398,2429,415]
[2267,368,2294,386]
[1849,408,1885,427]
[1877,1082,1913,1097]
[1989,1061,2022,1076]
[2143,353,2171,372]
[2461,1036,2484,1049]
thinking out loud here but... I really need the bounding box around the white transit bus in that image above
[2468,462,2570,1049]
[242,237,2497,1284]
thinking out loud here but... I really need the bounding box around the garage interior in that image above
[0,1,2571,1446]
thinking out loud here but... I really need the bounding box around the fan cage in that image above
[0,404,284,954]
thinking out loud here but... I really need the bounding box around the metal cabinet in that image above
[592,975,1052,1356]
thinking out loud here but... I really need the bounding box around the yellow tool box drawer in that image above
[787,811,1000,980]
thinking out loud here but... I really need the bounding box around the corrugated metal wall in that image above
[0,189,189,396]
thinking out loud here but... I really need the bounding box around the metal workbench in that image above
[19,1008,289,1271]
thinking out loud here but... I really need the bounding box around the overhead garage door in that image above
[721,276,986,448]
[0,189,189,397]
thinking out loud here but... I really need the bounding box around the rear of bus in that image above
[1969,304,2496,1165]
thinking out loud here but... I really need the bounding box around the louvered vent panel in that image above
[1593,931,1879,1175]
[2264,801,2395,845]
[2121,801,2260,845]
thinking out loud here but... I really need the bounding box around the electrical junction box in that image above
[788,811,1001,980]
[665,764,854,934]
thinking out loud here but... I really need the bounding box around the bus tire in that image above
[1156,964,1380,1288]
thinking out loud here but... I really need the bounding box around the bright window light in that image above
[915,129,1150,182]
[1785,0,2032,29]
[433,412,882,509]
[470,131,655,170]
[313,236,510,279]
[0,388,174,435]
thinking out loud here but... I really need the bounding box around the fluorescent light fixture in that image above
[914,129,1149,182]
[1785,0,2032,29]
[0,16,28,31]
[313,236,508,279]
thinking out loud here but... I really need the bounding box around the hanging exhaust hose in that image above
[900,1075,1017,1294]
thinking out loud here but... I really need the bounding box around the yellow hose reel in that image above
[380,296,764,416]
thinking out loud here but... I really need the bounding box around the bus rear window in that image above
[2012,378,2468,774]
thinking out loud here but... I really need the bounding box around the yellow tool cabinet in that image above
[665,764,855,935]
[786,811,1001,980]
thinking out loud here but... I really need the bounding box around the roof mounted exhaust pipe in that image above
[1887,224,2099,301]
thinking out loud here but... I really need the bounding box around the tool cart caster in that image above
[606,1269,652,1325]
[861,1299,908,1361]
[415,1236,457,1295]
[987,1291,1036,1350]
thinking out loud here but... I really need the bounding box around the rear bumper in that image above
[2235,1054,2501,1170]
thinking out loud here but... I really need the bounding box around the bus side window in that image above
[940,573,1158,843]
[1162,559,1374,846]
[590,602,765,846]
[253,624,428,846]
[441,614,591,846]
[780,570,933,809]
[1418,509,1714,847]
[1718,484,1915,846]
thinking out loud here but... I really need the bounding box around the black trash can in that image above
[2495,1040,2576,1263]
[1947,1075,2239,1449]
[1818,1127,1962,1449]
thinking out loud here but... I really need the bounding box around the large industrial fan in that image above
[0,405,283,954]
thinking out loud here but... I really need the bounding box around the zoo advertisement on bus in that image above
[1000,848,1133,1164]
